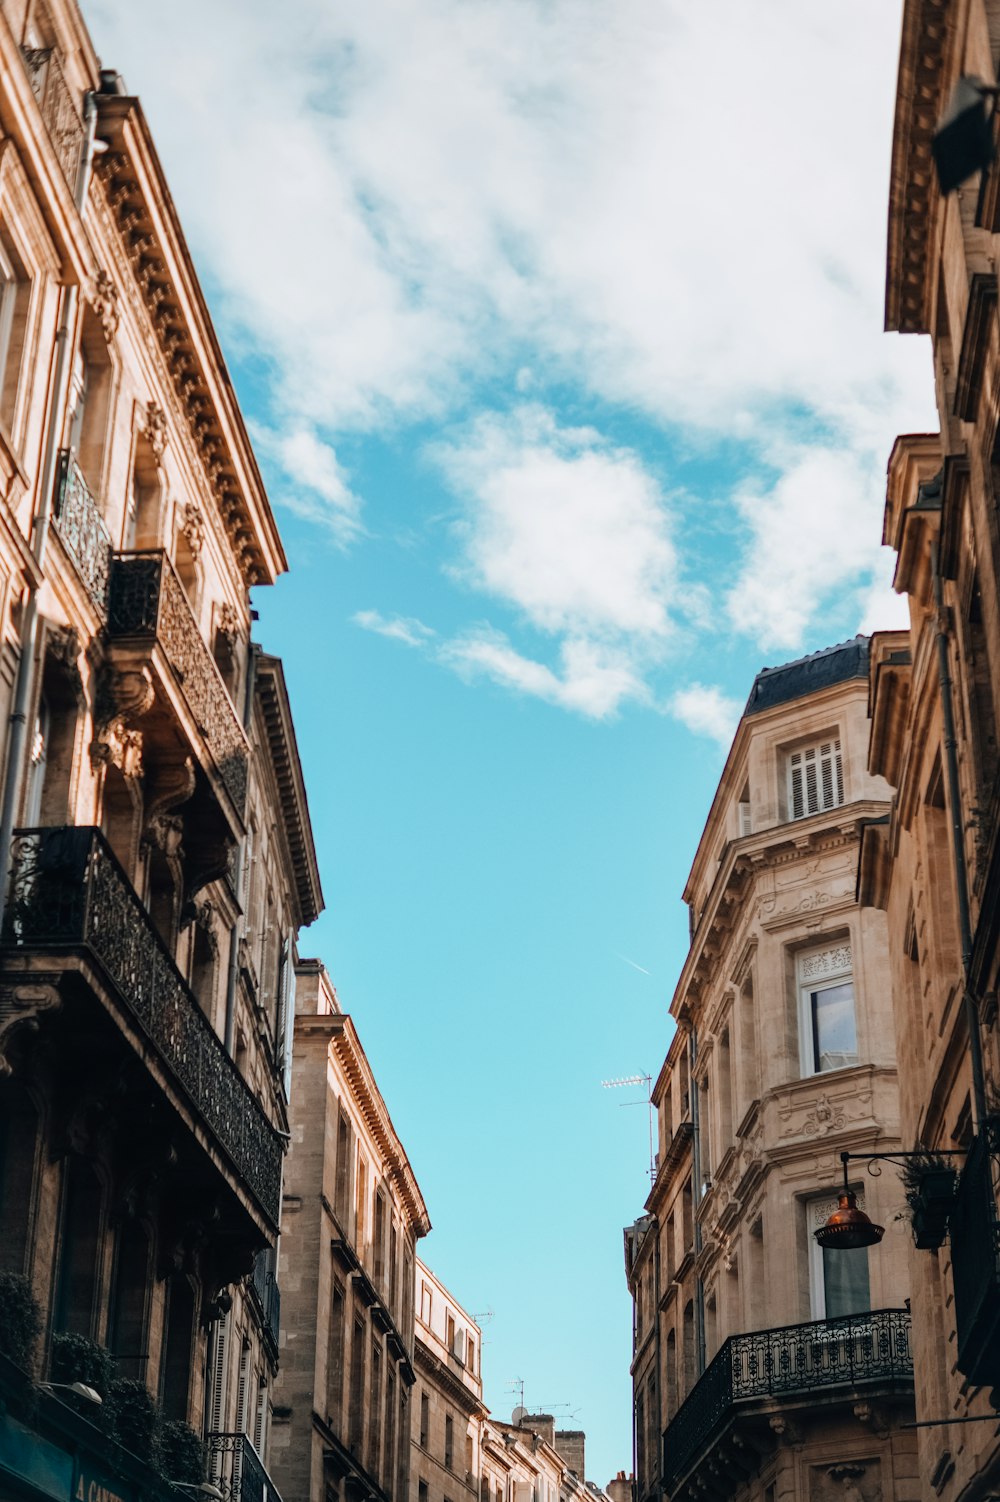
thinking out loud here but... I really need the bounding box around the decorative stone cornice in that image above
[885,0,952,334]
[93,94,286,589]
[255,654,323,928]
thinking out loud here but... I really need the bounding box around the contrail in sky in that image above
[616,952,651,976]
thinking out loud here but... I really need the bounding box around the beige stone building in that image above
[273,959,431,1502]
[0,0,322,1495]
[855,1,1000,1492]
[411,1261,487,1502]
[628,638,917,1502]
[481,1413,610,1502]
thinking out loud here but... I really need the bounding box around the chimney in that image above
[522,1414,555,1446]
[556,1431,585,1479]
[606,1473,633,1502]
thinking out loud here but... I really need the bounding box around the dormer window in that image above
[788,737,843,819]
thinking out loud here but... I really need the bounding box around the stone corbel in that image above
[0,977,62,1076]
[852,1401,888,1435]
[90,268,120,343]
[90,664,154,774]
[769,1414,803,1449]
[145,401,168,466]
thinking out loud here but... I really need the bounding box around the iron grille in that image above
[107,550,249,815]
[53,451,111,613]
[2,827,281,1227]
[207,1432,284,1502]
[249,1250,281,1355]
[662,1309,912,1492]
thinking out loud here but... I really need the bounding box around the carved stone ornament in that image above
[0,978,62,1076]
[45,624,85,705]
[216,601,240,651]
[145,401,168,465]
[89,665,154,773]
[181,502,205,560]
[803,1092,846,1138]
[91,268,120,342]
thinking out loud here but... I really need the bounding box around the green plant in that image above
[897,1153,958,1249]
[157,1419,205,1485]
[0,1272,41,1373]
[105,1377,158,1460]
[50,1331,115,1395]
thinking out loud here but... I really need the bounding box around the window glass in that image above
[822,1242,870,1318]
[808,979,858,1072]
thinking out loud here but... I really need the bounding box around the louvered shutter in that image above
[207,1311,230,1480]
[236,1339,252,1434]
[789,739,844,819]
[789,751,805,819]
[254,1378,267,1455]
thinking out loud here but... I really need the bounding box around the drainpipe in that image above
[688,1026,707,1375]
[931,539,988,1129]
[223,641,259,1055]
[0,91,99,934]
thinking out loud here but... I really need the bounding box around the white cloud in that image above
[435,407,680,639]
[725,446,894,652]
[671,684,743,749]
[353,610,436,648]
[89,0,938,692]
[440,628,646,719]
[252,424,362,544]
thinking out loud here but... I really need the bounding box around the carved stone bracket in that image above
[0,977,62,1076]
[91,268,120,342]
[145,401,168,465]
[181,502,205,560]
[90,664,154,773]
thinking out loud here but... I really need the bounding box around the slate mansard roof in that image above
[744,635,870,717]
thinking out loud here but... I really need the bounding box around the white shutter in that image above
[207,1311,230,1482]
[254,1379,267,1455]
[236,1339,251,1435]
[789,739,843,819]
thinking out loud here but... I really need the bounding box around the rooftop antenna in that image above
[507,1377,525,1413]
[601,1073,655,1183]
[472,1308,495,1325]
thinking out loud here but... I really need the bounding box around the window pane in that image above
[811,981,857,1071]
[823,1243,870,1317]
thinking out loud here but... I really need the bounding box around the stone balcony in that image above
[107,550,249,824]
[662,1309,913,1498]
[0,825,281,1233]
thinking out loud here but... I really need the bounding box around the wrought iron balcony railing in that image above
[20,46,84,189]
[53,451,112,613]
[662,1309,912,1492]
[207,1432,284,1502]
[2,827,281,1228]
[107,551,249,816]
[951,1120,1000,1386]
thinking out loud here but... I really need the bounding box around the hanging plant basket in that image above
[906,1163,957,1249]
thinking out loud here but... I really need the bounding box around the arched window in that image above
[54,1156,103,1335]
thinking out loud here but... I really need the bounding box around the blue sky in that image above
[91,0,936,1480]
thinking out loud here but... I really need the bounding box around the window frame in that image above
[806,1190,872,1321]
[786,736,844,821]
[796,942,857,1077]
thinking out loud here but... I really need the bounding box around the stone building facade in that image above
[481,1413,608,1502]
[627,639,917,1502]
[856,1,1000,1493]
[0,0,322,1496]
[273,959,431,1502]
[411,1260,487,1502]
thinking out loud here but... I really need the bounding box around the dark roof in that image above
[744,635,870,716]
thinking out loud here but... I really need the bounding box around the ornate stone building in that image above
[411,1260,487,1502]
[273,959,430,1502]
[856,1,1000,1492]
[0,0,322,1496]
[480,1413,610,1502]
[627,639,917,1502]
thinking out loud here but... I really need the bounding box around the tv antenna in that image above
[601,1073,656,1183]
[507,1377,525,1413]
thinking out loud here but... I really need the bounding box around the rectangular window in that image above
[335,1110,352,1224]
[349,1313,365,1454]
[420,1281,432,1326]
[369,1340,382,1478]
[374,1192,386,1289]
[798,943,857,1074]
[419,1483,429,1502]
[327,1277,346,1425]
[788,738,844,819]
[445,1414,454,1470]
[420,1391,429,1448]
[807,1193,871,1319]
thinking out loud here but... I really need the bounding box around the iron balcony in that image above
[662,1308,913,1494]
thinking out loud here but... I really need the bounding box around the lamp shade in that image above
[814,1189,885,1251]
[932,76,996,194]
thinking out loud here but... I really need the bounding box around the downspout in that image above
[0,91,98,933]
[223,640,259,1055]
[688,1025,707,1375]
[931,538,988,1129]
